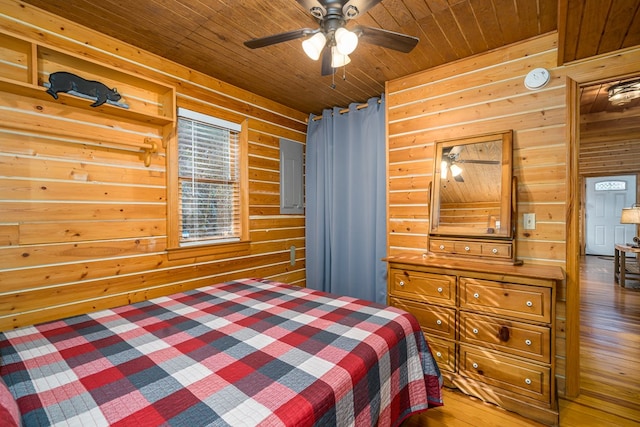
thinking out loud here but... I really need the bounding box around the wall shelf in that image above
[0,31,175,126]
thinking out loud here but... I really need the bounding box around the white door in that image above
[585,175,637,256]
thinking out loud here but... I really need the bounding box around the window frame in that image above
[166,107,249,260]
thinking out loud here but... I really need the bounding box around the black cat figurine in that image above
[46,71,122,107]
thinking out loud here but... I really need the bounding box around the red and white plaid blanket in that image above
[0,278,443,426]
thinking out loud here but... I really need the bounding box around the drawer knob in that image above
[436,351,442,358]
[472,328,479,334]
[399,280,405,287]
[437,287,443,293]
[526,301,533,307]
[525,378,532,385]
[525,339,532,346]
[473,292,480,299]
[492,248,498,254]
[464,246,470,251]
[439,244,445,250]
[436,319,442,325]
[472,362,479,369]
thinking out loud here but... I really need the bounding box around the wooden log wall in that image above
[385,33,571,394]
[439,202,501,228]
[0,0,307,331]
[579,105,640,177]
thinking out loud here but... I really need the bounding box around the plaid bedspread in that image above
[0,278,442,426]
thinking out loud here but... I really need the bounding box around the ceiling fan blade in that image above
[458,160,501,165]
[342,0,383,18]
[353,25,419,53]
[321,46,334,76]
[244,28,316,49]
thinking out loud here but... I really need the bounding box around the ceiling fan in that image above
[608,79,640,106]
[441,146,500,182]
[243,0,419,76]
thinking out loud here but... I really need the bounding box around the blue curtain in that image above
[305,95,387,304]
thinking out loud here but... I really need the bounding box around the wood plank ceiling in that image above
[15,0,640,115]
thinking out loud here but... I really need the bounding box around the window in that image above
[167,108,248,257]
[594,181,626,191]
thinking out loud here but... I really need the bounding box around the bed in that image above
[0,278,443,426]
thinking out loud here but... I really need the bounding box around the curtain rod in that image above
[310,98,381,121]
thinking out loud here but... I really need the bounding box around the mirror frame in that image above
[430,130,513,238]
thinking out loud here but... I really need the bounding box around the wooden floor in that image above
[402,255,640,426]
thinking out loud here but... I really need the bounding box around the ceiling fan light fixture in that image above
[609,88,640,106]
[302,32,326,60]
[344,5,359,19]
[608,80,640,106]
[450,164,463,177]
[244,0,419,78]
[335,27,358,55]
[309,6,325,19]
[331,46,351,68]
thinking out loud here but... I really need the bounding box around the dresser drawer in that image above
[430,239,482,255]
[460,278,552,323]
[429,239,512,260]
[460,345,551,403]
[389,268,455,305]
[480,242,512,259]
[426,336,455,372]
[429,239,453,254]
[460,312,551,363]
[390,297,456,340]
[454,241,482,256]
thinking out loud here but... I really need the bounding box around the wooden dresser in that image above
[386,254,564,426]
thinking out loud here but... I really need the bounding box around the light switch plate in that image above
[523,213,536,230]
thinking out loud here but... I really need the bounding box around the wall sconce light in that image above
[621,203,640,247]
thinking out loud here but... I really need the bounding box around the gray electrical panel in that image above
[279,138,304,214]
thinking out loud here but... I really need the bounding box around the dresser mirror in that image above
[430,130,513,238]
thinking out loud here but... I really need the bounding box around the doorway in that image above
[569,69,640,399]
[584,175,637,255]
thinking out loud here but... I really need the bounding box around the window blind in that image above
[177,108,241,246]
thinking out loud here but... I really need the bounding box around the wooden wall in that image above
[385,33,570,393]
[0,0,307,331]
[579,96,640,177]
[386,30,640,397]
[438,202,501,229]
[386,33,567,263]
